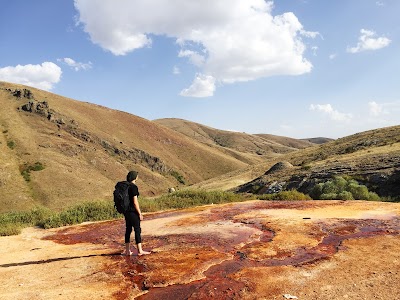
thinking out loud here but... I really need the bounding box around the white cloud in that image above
[172,66,180,75]
[179,74,216,97]
[311,46,318,56]
[178,50,205,67]
[58,57,92,71]
[310,104,352,122]
[376,1,385,6]
[347,29,391,53]
[0,62,62,91]
[368,101,400,116]
[329,53,337,60]
[74,0,317,97]
[368,101,384,116]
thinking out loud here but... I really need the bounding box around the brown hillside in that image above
[155,118,314,155]
[0,82,251,212]
[255,133,315,149]
[238,126,400,197]
[195,125,400,198]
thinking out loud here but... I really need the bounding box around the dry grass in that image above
[155,118,315,155]
[1,81,398,213]
[0,82,250,212]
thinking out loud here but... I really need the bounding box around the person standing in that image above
[123,171,151,256]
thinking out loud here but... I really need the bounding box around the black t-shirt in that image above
[128,183,140,212]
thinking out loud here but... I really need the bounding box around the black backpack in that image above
[113,181,131,214]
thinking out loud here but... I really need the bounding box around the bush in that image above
[258,190,312,201]
[39,200,120,229]
[7,140,15,149]
[170,170,186,185]
[140,189,246,212]
[20,162,45,182]
[311,176,380,201]
[0,206,51,236]
[0,190,249,235]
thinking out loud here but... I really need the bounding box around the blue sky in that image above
[0,0,399,139]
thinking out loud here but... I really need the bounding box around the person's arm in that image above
[133,195,143,220]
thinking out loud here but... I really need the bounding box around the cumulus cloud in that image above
[310,104,352,122]
[179,74,216,97]
[74,0,317,97]
[0,62,62,90]
[178,50,205,67]
[368,101,400,116]
[368,101,384,116]
[58,57,92,71]
[347,29,391,53]
[329,53,337,60]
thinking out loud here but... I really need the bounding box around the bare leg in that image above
[123,243,133,256]
[137,243,151,256]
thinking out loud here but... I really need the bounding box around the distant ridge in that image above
[301,137,334,144]
[154,118,315,156]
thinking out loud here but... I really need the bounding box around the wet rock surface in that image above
[1,200,399,299]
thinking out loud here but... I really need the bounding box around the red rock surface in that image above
[1,200,399,299]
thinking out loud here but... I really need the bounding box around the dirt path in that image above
[1,200,399,299]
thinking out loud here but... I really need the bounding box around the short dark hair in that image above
[127,171,138,182]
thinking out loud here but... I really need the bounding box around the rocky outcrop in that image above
[65,127,171,174]
[236,155,400,198]
[6,87,173,176]
[264,161,293,175]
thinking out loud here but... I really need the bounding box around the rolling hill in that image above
[1,80,398,214]
[154,118,315,155]
[197,126,400,198]
[0,82,265,212]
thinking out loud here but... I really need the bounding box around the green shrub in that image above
[0,223,23,236]
[301,164,312,171]
[20,162,45,182]
[0,206,51,236]
[259,190,312,201]
[311,176,380,201]
[381,196,400,202]
[140,189,246,212]
[320,193,338,200]
[39,200,120,229]
[7,140,15,149]
[0,190,249,235]
[170,170,186,184]
[338,191,354,200]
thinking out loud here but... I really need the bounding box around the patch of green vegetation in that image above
[258,190,312,201]
[310,176,380,201]
[7,140,15,149]
[20,162,45,182]
[170,170,186,184]
[39,201,120,229]
[0,190,251,236]
[0,206,52,236]
[301,163,312,171]
[140,189,248,212]
[380,196,400,203]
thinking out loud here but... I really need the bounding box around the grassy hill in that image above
[154,118,315,156]
[198,126,400,199]
[0,82,258,212]
[2,81,398,213]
